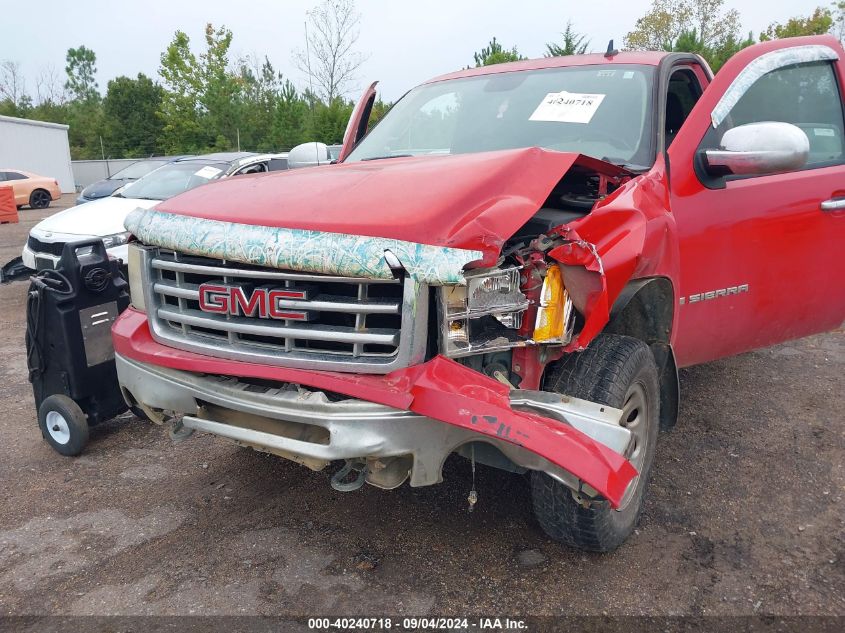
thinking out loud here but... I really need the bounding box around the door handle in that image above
[820,197,845,211]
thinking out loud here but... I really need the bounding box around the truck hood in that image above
[153,147,630,262]
[35,196,160,236]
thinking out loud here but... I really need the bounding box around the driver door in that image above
[668,36,845,367]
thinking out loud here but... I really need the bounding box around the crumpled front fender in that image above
[113,308,637,506]
[549,162,674,351]
[550,211,647,351]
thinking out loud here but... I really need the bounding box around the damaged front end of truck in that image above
[113,146,673,513]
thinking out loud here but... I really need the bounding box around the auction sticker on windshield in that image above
[529,91,605,124]
[194,165,223,179]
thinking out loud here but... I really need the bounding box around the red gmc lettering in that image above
[268,290,308,320]
[198,284,308,320]
[198,284,230,314]
[232,286,267,318]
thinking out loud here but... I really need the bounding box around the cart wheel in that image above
[38,395,89,456]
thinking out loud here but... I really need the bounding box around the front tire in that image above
[38,395,89,456]
[29,189,51,209]
[531,334,660,552]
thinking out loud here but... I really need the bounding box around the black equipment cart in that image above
[26,239,130,455]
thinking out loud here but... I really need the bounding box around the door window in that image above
[665,68,703,148]
[233,162,268,176]
[700,60,845,170]
[3,171,27,180]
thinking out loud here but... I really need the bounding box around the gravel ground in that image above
[0,197,843,619]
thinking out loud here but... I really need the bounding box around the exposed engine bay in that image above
[512,163,625,240]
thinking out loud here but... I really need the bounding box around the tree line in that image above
[0,0,838,160]
[474,2,840,70]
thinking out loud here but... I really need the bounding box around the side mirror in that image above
[703,121,809,176]
[288,142,331,169]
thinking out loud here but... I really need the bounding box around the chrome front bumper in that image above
[116,354,630,492]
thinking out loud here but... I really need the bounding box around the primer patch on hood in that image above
[125,207,482,285]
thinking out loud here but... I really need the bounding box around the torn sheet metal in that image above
[549,235,611,351]
[113,307,638,507]
[711,44,839,128]
[545,174,661,351]
[124,207,482,285]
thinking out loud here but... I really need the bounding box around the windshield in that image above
[346,65,656,168]
[109,159,169,180]
[120,161,229,201]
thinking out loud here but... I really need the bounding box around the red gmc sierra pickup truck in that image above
[112,35,845,551]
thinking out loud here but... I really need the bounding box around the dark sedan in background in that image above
[75,156,190,205]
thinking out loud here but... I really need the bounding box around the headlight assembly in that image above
[101,231,132,249]
[440,267,529,357]
[439,264,574,358]
[466,267,523,313]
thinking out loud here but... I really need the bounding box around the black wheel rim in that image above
[33,191,49,208]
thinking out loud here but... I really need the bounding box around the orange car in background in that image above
[0,169,61,209]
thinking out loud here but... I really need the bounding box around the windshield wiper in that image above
[360,154,413,161]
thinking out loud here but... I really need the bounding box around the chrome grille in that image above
[141,248,428,373]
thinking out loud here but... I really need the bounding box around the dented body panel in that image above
[149,148,620,266]
[553,156,679,351]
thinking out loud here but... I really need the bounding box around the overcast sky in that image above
[0,0,823,102]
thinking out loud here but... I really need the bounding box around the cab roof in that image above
[426,51,672,86]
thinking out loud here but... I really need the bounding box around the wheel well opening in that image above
[604,278,679,431]
[605,277,673,345]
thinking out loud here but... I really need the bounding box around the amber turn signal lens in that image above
[533,264,570,343]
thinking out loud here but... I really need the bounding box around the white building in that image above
[0,115,75,193]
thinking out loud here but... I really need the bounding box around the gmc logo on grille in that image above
[198,283,313,320]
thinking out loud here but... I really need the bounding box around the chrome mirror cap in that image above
[704,121,810,176]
